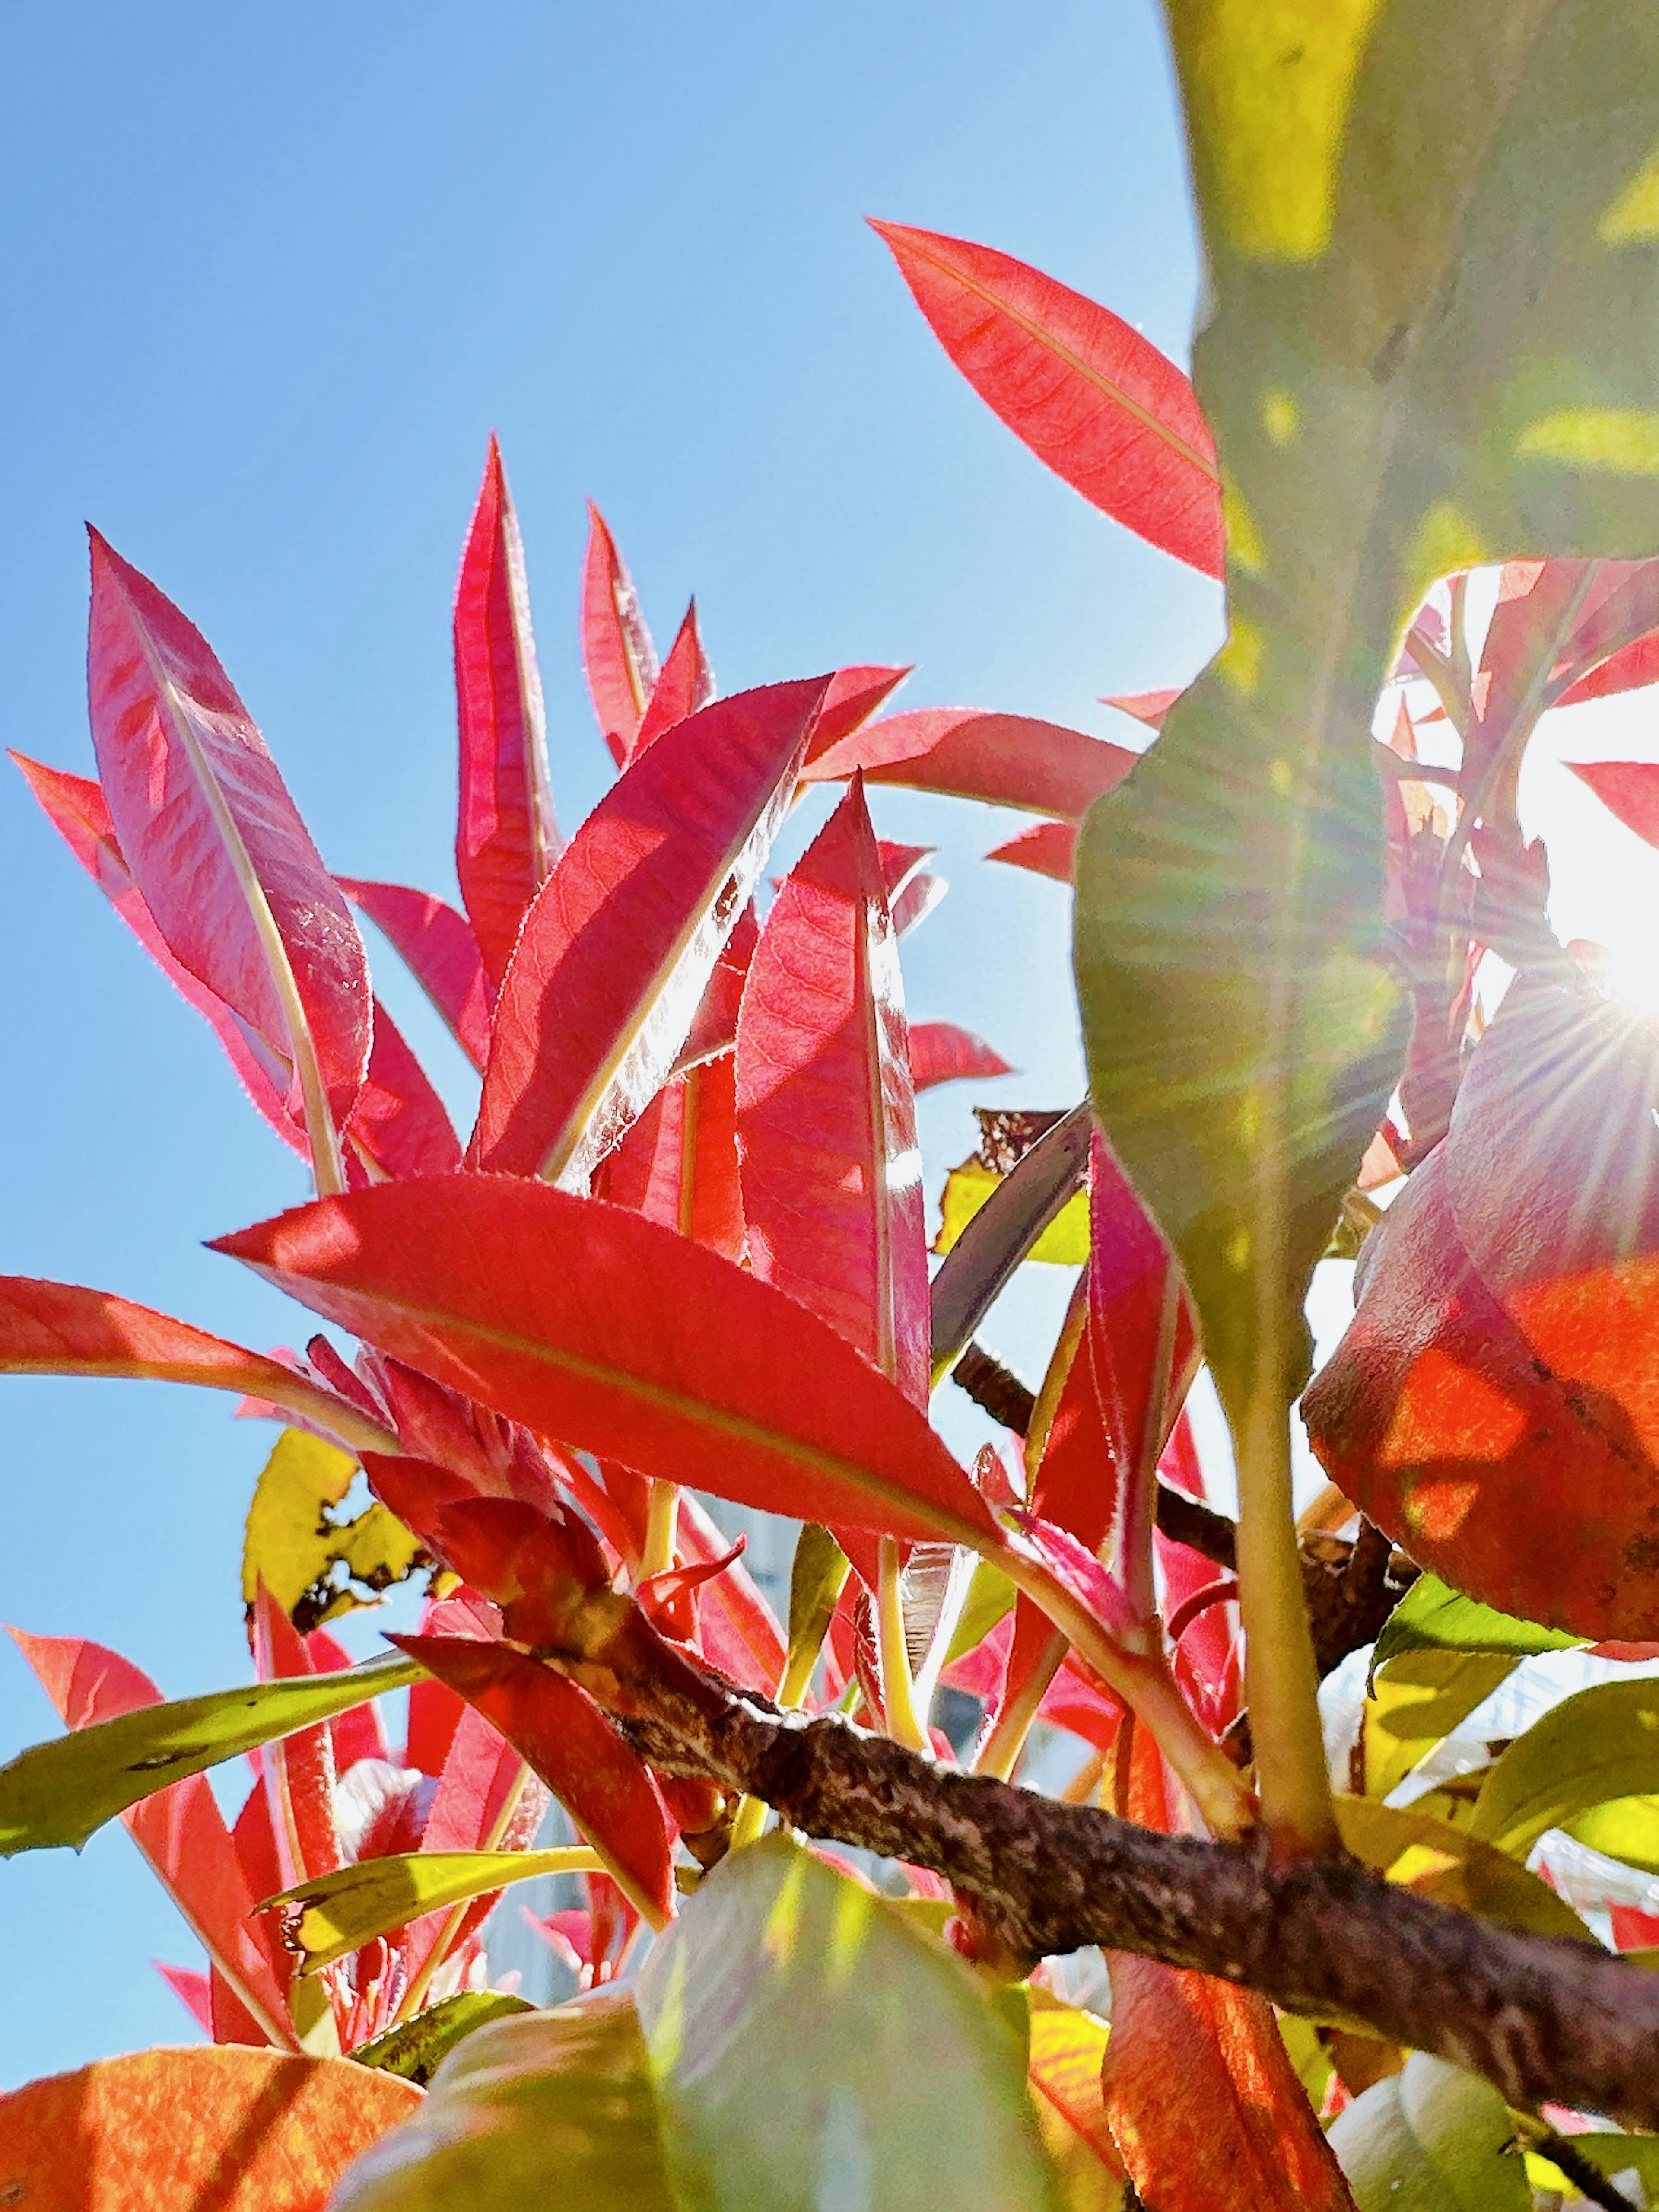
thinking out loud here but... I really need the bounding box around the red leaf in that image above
[630,601,716,760]
[1303,972,1659,1639]
[736,780,930,1405]
[1466,558,1596,789]
[581,503,660,767]
[212,1175,1001,1547]
[676,1493,787,1691]
[155,1963,213,2034]
[1568,759,1659,847]
[890,869,947,938]
[803,665,912,762]
[453,436,562,988]
[802,707,1135,820]
[1102,687,1181,729]
[871,221,1223,577]
[669,900,760,1076]
[1102,1961,1357,2209]
[85,532,370,1178]
[1551,559,1659,697]
[10,1629,295,2048]
[0,1278,399,1457]
[596,1051,745,1263]
[985,821,1077,884]
[908,1021,1016,1092]
[12,752,305,1155]
[337,879,493,1071]
[0,2047,420,2209]
[471,678,828,1184]
[387,1634,674,1925]
[1556,633,1659,708]
[346,1000,462,1181]
[251,1590,344,1889]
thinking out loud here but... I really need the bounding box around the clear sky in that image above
[5,2,1659,2083]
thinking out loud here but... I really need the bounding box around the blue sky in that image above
[8,0,1659,2084]
[0,0,1224,2077]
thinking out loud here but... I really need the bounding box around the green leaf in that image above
[1535,2132,1659,2199]
[1360,1652,1518,1800]
[329,1992,680,2212]
[1333,1795,1594,1943]
[1567,1794,1659,1875]
[0,1652,423,1854]
[268,1847,607,1973]
[1077,0,1659,1423]
[944,1557,1017,1670]
[1371,1574,1582,1678]
[636,1834,1062,2212]
[1327,2053,1531,2212]
[351,1992,535,2088]
[1471,1679,1659,1860]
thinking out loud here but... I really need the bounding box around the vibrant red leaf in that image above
[1101,1960,1357,2210]
[471,678,828,1184]
[596,1051,745,1262]
[669,900,760,1076]
[1102,687,1180,729]
[908,1020,1016,1092]
[803,665,912,762]
[985,821,1077,884]
[387,1634,674,1925]
[676,1492,788,1691]
[337,878,493,1070]
[213,1175,1001,1547]
[1303,971,1659,1639]
[453,436,562,988]
[10,1629,295,2048]
[12,752,305,1155]
[630,600,716,760]
[0,2046,420,2211]
[1568,759,1659,847]
[251,1590,344,1889]
[581,502,660,767]
[305,1625,392,1772]
[0,1278,399,1457]
[156,1962,213,2034]
[735,780,929,1405]
[871,220,1223,576]
[802,707,1135,820]
[346,1000,462,1181]
[890,867,947,937]
[86,530,370,1181]
[1551,558,1659,694]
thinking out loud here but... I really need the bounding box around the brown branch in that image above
[592,1657,1659,2133]
[951,1340,1411,1676]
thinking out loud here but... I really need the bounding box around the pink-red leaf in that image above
[1568,759,1659,847]
[735,781,929,1405]
[11,1630,294,2048]
[251,1591,343,1890]
[984,821,1077,884]
[581,503,659,766]
[213,1175,1001,1547]
[337,879,492,1071]
[908,1021,1016,1092]
[1102,687,1181,730]
[802,707,1135,821]
[595,1052,745,1262]
[11,752,304,1155]
[1556,634,1659,708]
[386,1634,673,1926]
[0,1278,399,1457]
[803,666,912,763]
[471,678,828,1185]
[871,220,1223,577]
[86,531,370,1164]
[453,437,561,988]
[630,601,715,760]
[346,1001,463,1181]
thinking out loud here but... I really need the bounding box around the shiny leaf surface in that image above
[270,1846,607,1972]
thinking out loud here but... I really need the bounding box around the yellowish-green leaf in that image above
[268,1848,608,1973]
[1026,1989,1124,2212]
[330,1992,679,2212]
[1359,1652,1517,1801]
[1275,2008,1336,2112]
[1471,1679,1659,1861]
[1334,1795,1594,1943]
[1568,1793,1659,1875]
[351,1991,534,2088]
[242,1426,425,1632]
[637,1834,1063,2212]
[0,1653,423,1854]
[1370,1575,1582,1677]
[934,1159,1090,1265]
[1327,2053,1530,2212]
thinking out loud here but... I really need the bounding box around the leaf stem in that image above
[877,1534,932,1754]
[975,1628,1065,1781]
[641,1481,680,1580]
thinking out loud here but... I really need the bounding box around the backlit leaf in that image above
[1371,1574,1581,1675]
[349,1990,534,2088]
[909,1022,1016,1093]
[0,1651,421,1854]
[0,2047,420,2212]
[804,708,1135,821]
[986,822,1077,884]
[1570,757,1659,846]
[1327,2053,1529,2212]
[1333,1795,1593,1943]
[934,1159,1089,1266]
[1026,1990,1125,2212]
[214,1175,1001,1550]
[630,600,715,759]
[338,879,493,1072]
[1359,1652,1517,1801]
[871,221,1223,578]
[240,1428,422,1635]
[581,504,660,767]
[470,678,826,1186]
[636,1836,1062,2212]
[270,1846,607,1973]
[1567,1793,1659,1877]
[1469,1677,1659,1861]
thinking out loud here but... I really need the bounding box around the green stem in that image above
[974,1629,1065,1782]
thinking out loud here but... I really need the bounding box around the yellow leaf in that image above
[934,1159,1089,1265]
[242,1428,426,1632]
[1027,1990,1124,2212]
